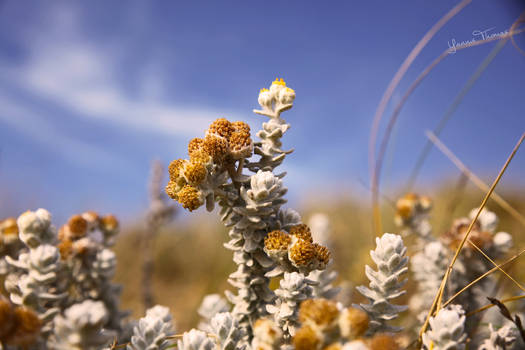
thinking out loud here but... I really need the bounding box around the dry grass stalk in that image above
[418,132,525,344]
[370,14,525,238]
[368,0,473,236]
[426,130,525,228]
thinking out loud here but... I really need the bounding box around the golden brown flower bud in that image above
[264,230,291,251]
[5,307,41,348]
[168,159,185,181]
[101,214,119,233]
[229,130,253,159]
[289,224,313,243]
[0,218,18,236]
[231,121,250,134]
[67,215,88,239]
[208,118,234,139]
[0,297,14,340]
[188,138,205,157]
[299,299,339,329]
[177,185,203,211]
[339,307,369,339]
[183,161,207,185]
[289,240,316,267]
[203,134,229,164]
[368,333,399,350]
[58,239,73,260]
[293,325,321,350]
[313,243,331,268]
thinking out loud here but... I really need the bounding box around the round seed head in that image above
[264,230,291,251]
[81,211,100,231]
[289,224,313,242]
[0,218,18,236]
[6,307,42,348]
[58,239,73,260]
[299,299,339,328]
[67,215,88,239]
[177,185,203,211]
[229,130,253,159]
[293,325,320,350]
[101,214,119,232]
[289,240,316,267]
[208,118,234,139]
[0,297,14,339]
[314,243,331,268]
[165,180,180,200]
[190,149,212,165]
[396,195,417,220]
[339,307,369,339]
[168,159,185,181]
[203,134,229,164]
[419,196,432,211]
[188,138,205,157]
[183,161,207,185]
[232,121,250,133]
[368,334,399,350]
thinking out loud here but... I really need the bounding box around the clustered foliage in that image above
[0,79,522,350]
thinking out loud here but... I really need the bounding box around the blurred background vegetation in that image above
[112,180,525,331]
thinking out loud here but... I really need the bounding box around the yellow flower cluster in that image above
[166,118,254,211]
[293,299,399,350]
[394,193,432,226]
[58,211,119,259]
[263,224,331,272]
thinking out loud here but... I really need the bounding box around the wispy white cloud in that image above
[0,94,127,169]
[0,1,243,146]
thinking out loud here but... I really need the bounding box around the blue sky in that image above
[0,0,524,224]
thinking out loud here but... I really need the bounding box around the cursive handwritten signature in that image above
[448,27,509,54]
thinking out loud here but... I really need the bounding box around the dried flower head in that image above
[264,230,292,251]
[188,138,205,157]
[293,325,321,350]
[289,239,316,267]
[67,215,88,239]
[368,334,399,350]
[168,159,185,180]
[203,134,229,164]
[323,343,342,350]
[177,185,203,211]
[314,243,331,268]
[5,307,42,348]
[299,299,339,329]
[290,224,313,243]
[165,180,181,200]
[208,118,234,139]
[189,149,212,164]
[232,121,250,133]
[101,214,119,233]
[0,297,14,340]
[58,239,73,260]
[395,194,418,220]
[0,217,18,236]
[339,307,369,339]
[442,217,491,251]
[229,130,253,159]
[253,318,283,349]
[183,160,207,185]
[81,211,100,231]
